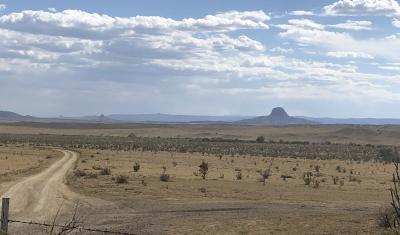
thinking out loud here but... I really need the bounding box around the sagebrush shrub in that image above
[115,175,128,184]
[99,167,111,175]
[133,162,140,172]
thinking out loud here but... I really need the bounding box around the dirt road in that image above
[0,150,79,221]
[0,149,383,234]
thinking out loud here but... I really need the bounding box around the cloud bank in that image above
[0,8,399,117]
[324,0,400,16]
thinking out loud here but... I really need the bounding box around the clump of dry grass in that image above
[74,169,87,177]
[133,162,140,172]
[115,175,128,184]
[236,170,243,180]
[99,167,111,175]
[377,207,395,229]
[199,161,208,180]
[160,166,170,182]
[303,172,313,185]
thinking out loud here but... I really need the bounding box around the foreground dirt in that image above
[66,149,393,234]
[1,150,79,219]
[0,146,393,234]
[0,145,61,183]
[0,150,110,235]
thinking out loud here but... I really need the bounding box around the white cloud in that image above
[326,51,374,59]
[270,47,294,53]
[289,11,314,16]
[323,0,400,16]
[0,10,270,39]
[287,19,325,29]
[0,9,269,73]
[393,18,400,27]
[0,9,270,82]
[379,66,400,71]
[276,18,371,31]
[0,9,399,116]
[0,4,6,11]
[279,22,400,61]
[329,20,372,30]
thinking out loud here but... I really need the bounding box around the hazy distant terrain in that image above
[3,108,400,125]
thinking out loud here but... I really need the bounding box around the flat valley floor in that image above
[0,123,398,234]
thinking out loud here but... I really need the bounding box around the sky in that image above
[0,0,400,118]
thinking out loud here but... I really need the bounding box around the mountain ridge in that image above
[237,107,318,125]
[2,108,400,125]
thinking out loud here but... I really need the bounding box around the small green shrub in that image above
[115,175,128,184]
[133,162,140,172]
[303,172,313,185]
[377,207,395,228]
[256,136,265,143]
[85,172,98,179]
[74,169,87,177]
[236,171,243,180]
[99,167,111,175]
[199,161,209,179]
[160,166,170,182]
[160,173,170,182]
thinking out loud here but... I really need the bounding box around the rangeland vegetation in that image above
[0,144,62,184]
[0,124,399,234]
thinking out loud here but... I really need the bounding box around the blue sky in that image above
[0,0,399,118]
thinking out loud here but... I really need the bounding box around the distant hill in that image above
[0,111,115,123]
[0,111,25,121]
[238,107,318,126]
[0,111,41,122]
[3,109,400,125]
[68,114,116,123]
[107,113,252,123]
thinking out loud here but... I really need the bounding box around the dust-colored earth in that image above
[0,147,391,234]
[0,122,398,234]
[1,122,400,145]
[1,150,78,219]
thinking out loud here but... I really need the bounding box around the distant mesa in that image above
[237,107,318,126]
[2,108,400,125]
[0,110,36,122]
[269,107,289,119]
[97,114,114,122]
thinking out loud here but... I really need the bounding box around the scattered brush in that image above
[99,167,111,175]
[160,166,170,182]
[85,172,98,179]
[133,162,140,172]
[280,174,294,181]
[236,170,243,180]
[115,175,128,184]
[74,169,87,177]
[199,160,209,180]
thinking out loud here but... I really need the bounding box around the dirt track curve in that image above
[0,149,382,234]
[0,150,79,221]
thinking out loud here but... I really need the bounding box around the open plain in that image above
[0,122,399,234]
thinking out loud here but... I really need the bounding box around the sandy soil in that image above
[0,145,393,234]
[1,150,78,219]
[66,149,392,234]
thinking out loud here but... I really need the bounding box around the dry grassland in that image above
[1,123,400,145]
[71,149,392,203]
[1,123,399,234]
[0,144,62,186]
[68,149,394,234]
